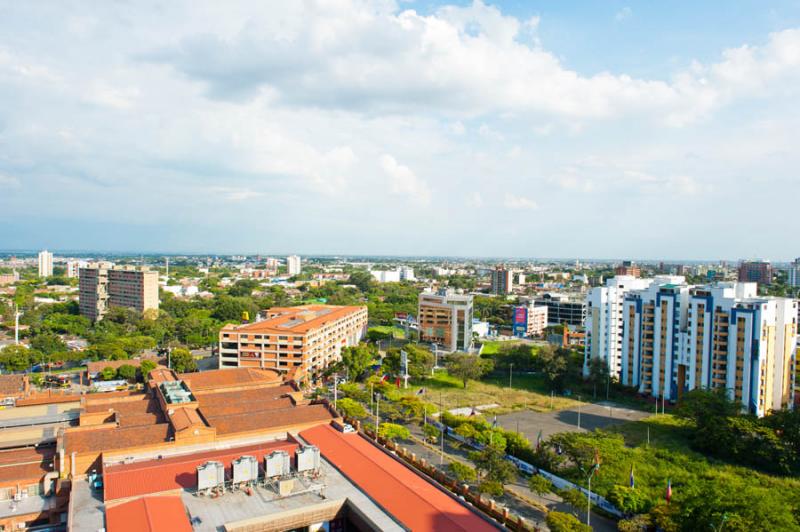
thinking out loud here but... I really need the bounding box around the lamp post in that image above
[710,513,728,532]
[509,363,513,388]
[577,395,582,429]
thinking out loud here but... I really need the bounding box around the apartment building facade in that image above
[534,293,587,326]
[286,255,302,276]
[79,264,159,321]
[584,275,655,378]
[418,290,474,352]
[789,258,800,288]
[512,304,548,338]
[218,305,368,379]
[738,260,772,285]
[490,266,513,295]
[38,250,53,278]
[620,281,798,416]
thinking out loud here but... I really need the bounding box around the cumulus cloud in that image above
[504,194,538,210]
[380,154,432,205]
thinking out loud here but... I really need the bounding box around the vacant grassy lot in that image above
[391,369,582,413]
[368,325,406,339]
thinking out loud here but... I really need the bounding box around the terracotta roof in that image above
[229,304,366,335]
[84,395,156,415]
[105,496,191,532]
[103,440,297,501]
[0,374,25,397]
[178,368,282,390]
[209,404,333,435]
[198,397,294,419]
[300,424,498,532]
[0,447,56,483]
[195,385,295,410]
[168,407,206,432]
[64,423,171,454]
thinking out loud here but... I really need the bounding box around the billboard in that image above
[512,306,528,338]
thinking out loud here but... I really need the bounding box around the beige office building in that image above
[79,264,159,321]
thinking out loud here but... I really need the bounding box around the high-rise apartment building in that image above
[788,258,800,288]
[584,275,659,378]
[490,266,513,295]
[218,304,368,379]
[286,255,302,276]
[66,260,87,278]
[79,264,159,321]
[738,260,772,285]
[418,290,474,352]
[534,293,587,326]
[620,281,797,416]
[38,250,53,278]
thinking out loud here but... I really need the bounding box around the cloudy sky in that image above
[1,1,799,260]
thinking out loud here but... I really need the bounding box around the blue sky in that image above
[1,1,799,259]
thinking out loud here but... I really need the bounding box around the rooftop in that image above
[105,496,192,532]
[225,304,366,335]
[300,424,499,532]
[178,367,282,391]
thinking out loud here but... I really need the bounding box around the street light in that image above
[577,395,582,429]
[710,513,729,532]
[509,363,513,388]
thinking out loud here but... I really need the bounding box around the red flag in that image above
[666,478,672,503]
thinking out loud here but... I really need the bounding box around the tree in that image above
[169,348,197,373]
[546,511,591,532]
[449,461,477,483]
[336,397,367,419]
[477,480,504,497]
[587,356,610,391]
[101,366,117,381]
[468,445,515,486]
[528,474,552,496]
[536,345,581,392]
[558,489,588,518]
[446,353,493,388]
[30,333,67,356]
[116,364,137,382]
[423,424,441,443]
[378,423,410,442]
[0,345,34,372]
[139,359,157,381]
[348,271,374,293]
[383,345,434,379]
[340,344,374,381]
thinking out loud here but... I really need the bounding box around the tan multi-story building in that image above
[620,280,798,417]
[418,290,473,353]
[218,304,368,379]
[79,263,159,321]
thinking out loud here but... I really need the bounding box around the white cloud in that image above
[380,154,432,205]
[504,194,538,210]
[615,7,633,22]
[210,187,263,202]
[0,173,21,187]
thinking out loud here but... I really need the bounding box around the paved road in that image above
[497,402,649,442]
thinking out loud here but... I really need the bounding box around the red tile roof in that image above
[178,368,282,390]
[227,304,366,335]
[103,440,298,501]
[64,423,172,454]
[208,403,333,435]
[0,447,56,483]
[0,374,25,397]
[300,424,498,532]
[105,496,191,532]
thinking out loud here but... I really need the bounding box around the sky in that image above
[1,1,799,260]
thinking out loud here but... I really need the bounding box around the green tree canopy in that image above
[340,344,374,381]
[170,348,197,373]
[336,397,367,419]
[446,353,493,388]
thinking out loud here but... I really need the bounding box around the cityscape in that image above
[2,2,800,532]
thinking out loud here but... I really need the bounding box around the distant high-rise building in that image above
[614,260,641,277]
[534,293,587,326]
[511,304,547,338]
[38,250,53,278]
[490,266,513,295]
[286,255,302,276]
[788,258,800,288]
[621,281,797,417]
[399,266,416,282]
[738,260,772,285]
[66,260,87,278]
[79,264,159,321]
[418,290,474,352]
[584,275,657,378]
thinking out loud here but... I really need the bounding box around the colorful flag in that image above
[590,448,601,474]
[666,478,672,503]
[536,429,543,450]
[629,464,635,489]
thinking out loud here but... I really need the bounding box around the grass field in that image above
[391,369,582,413]
[368,325,406,339]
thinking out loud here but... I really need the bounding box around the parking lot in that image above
[496,402,650,441]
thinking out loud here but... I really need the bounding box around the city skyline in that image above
[2,1,800,257]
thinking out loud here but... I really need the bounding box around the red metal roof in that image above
[299,424,498,532]
[105,496,191,532]
[103,440,298,501]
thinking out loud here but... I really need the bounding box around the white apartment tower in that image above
[38,250,53,278]
[286,255,302,276]
[584,275,655,378]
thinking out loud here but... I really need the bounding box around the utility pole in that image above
[577,396,581,429]
[509,363,513,388]
[440,391,444,465]
[14,305,22,345]
[375,393,380,436]
[333,373,338,411]
[550,390,554,410]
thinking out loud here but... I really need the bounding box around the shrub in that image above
[422,424,441,443]
[477,480,504,497]
[546,511,591,532]
[449,461,477,483]
[378,423,410,441]
[336,397,367,419]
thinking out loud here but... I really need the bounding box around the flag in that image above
[629,464,635,489]
[395,377,401,388]
[492,415,498,428]
[536,429,543,450]
[666,478,672,503]
[416,388,425,396]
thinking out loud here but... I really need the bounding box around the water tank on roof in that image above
[296,445,320,473]
[197,461,225,491]
[265,450,290,478]
[232,455,258,484]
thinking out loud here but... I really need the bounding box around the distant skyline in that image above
[2,1,800,259]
